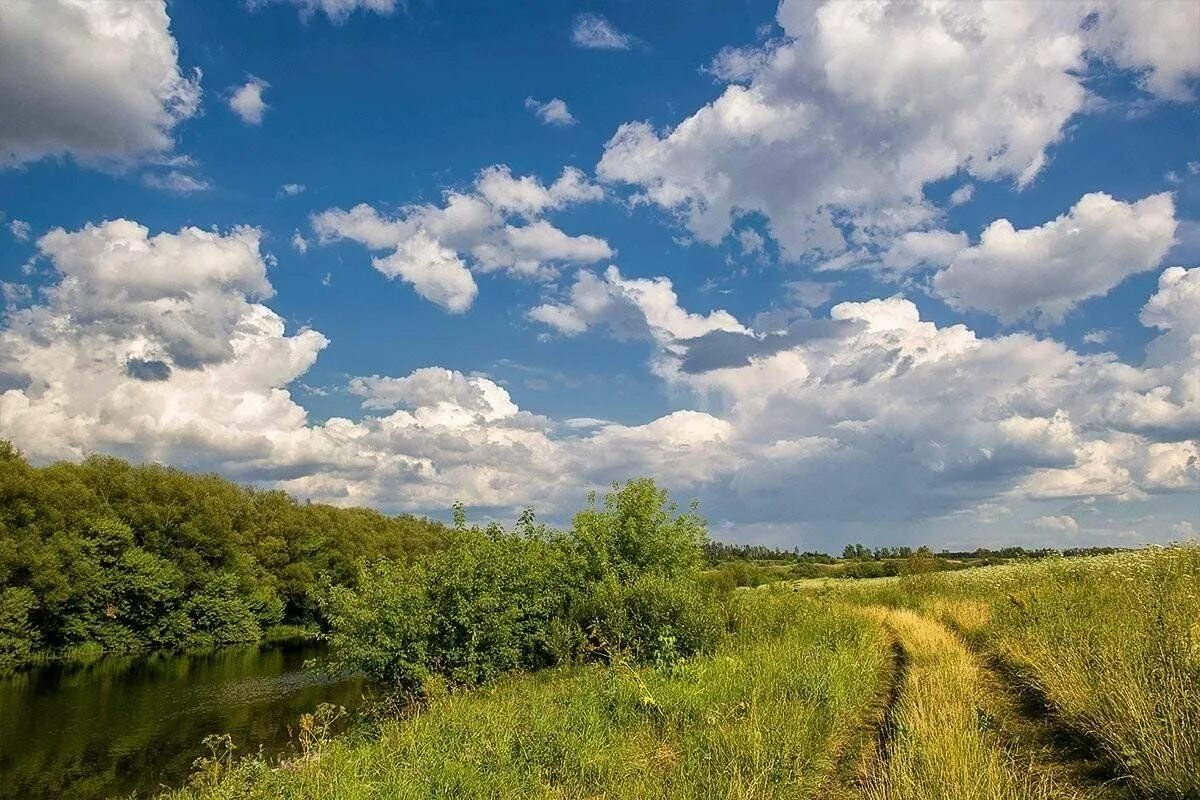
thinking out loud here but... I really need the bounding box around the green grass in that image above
[170,593,892,800]
[816,546,1200,799]
[170,547,1200,800]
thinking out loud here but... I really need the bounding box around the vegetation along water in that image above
[2,446,1197,799]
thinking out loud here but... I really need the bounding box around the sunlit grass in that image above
[170,593,892,800]
[859,607,1069,800]
[822,546,1200,799]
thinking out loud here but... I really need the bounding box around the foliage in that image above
[0,442,448,670]
[323,479,722,690]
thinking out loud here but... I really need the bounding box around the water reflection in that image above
[0,642,367,800]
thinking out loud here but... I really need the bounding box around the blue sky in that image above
[1,0,1198,551]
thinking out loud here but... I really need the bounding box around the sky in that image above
[0,0,1198,552]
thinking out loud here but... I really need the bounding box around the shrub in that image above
[324,478,723,691]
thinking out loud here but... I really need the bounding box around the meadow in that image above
[169,544,1200,800]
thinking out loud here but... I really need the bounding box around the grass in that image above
[169,546,1200,800]
[816,546,1200,799]
[169,593,892,800]
[857,607,1072,800]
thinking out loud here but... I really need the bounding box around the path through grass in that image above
[857,607,1080,800]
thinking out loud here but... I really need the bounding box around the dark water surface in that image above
[0,642,368,800]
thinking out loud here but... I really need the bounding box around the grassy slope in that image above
[172,594,892,800]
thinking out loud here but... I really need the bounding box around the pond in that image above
[0,642,369,800]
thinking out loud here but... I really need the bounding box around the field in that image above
[170,545,1200,800]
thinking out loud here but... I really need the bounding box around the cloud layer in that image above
[932,193,1177,324]
[3,217,1193,548]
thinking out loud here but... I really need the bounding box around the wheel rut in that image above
[826,607,1129,800]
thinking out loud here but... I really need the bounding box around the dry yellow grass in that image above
[859,607,1076,800]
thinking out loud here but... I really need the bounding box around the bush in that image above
[324,478,724,691]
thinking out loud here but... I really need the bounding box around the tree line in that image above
[0,443,722,686]
[0,442,448,671]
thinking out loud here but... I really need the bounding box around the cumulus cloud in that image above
[229,77,269,125]
[0,0,201,169]
[949,185,975,207]
[1033,514,1079,532]
[350,368,519,419]
[0,219,328,472]
[531,263,1200,527]
[933,193,1177,324]
[882,230,968,274]
[291,231,309,254]
[529,266,745,342]
[312,165,610,311]
[525,97,577,127]
[571,13,632,50]
[0,216,1196,545]
[280,183,306,196]
[785,280,837,309]
[0,217,728,514]
[596,0,1200,261]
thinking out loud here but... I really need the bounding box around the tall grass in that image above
[825,546,1200,799]
[860,607,1068,800]
[170,592,891,800]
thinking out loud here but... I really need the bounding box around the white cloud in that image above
[1,282,31,307]
[882,230,968,273]
[0,0,201,169]
[597,0,1200,261]
[949,184,975,207]
[933,192,1177,325]
[291,231,309,254]
[0,220,331,472]
[529,266,745,343]
[229,77,269,125]
[350,368,518,420]
[142,170,212,194]
[1082,330,1110,345]
[525,97,577,127]
[312,165,610,311]
[8,220,31,242]
[785,280,837,309]
[1085,1,1200,101]
[249,0,398,23]
[280,183,307,196]
[370,231,479,313]
[0,217,1196,545]
[737,229,766,256]
[1033,514,1080,532]
[532,263,1200,527]
[571,13,632,50]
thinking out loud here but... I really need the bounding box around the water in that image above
[0,642,368,800]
